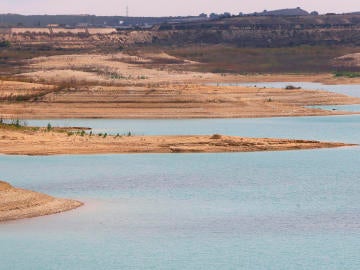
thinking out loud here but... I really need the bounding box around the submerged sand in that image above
[0,181,83,222]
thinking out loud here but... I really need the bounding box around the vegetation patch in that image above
[0,40,11,48]
[0,119,39,131]
[334,71,360,78]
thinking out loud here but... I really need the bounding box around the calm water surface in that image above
[1,115,360,269]
[26,115,360,143]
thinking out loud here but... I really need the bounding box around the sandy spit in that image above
[0,127,355,155]
[0,181,83,222]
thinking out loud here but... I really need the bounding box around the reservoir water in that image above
[26,115,360,143]
[1,114,360,269]
[3,82,360,269]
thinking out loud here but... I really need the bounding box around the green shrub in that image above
[334,71,360,78]
[0,40,11,48]
[11,119,21,128]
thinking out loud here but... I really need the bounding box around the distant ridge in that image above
[1,9,359,29]
[0,13,206,28]
[252,7,310,16]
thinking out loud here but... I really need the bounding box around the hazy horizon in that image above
[0,0,359,17]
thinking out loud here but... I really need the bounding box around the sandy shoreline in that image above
[0,181,83,222]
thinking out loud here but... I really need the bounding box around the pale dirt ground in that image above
[333,53,360,69]
[10,28,117,35]
[0,80,54,99]
[22,53,360,85]
[22,53,212,84]
[0,127,353,155]
[0,181,83,222]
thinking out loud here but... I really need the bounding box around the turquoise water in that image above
[225,82,360,98]
[1,116,360,269]
[27,115,360,143]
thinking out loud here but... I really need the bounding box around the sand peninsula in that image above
[0,181,82,222]
[0,124,355,155]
